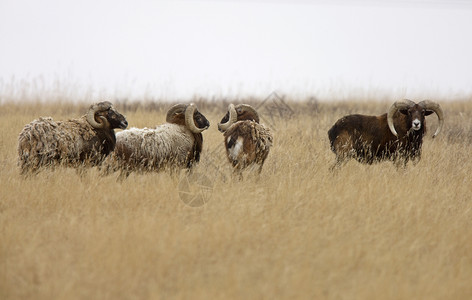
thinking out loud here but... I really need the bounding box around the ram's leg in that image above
[75,163,88,177]
[330,136,354,172]
[231,164,244,181]
[116,168,131,181]
[257,155,268,174]
[330,154,349,171]
[392,155,408,170]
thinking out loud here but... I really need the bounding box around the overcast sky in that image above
[1,0,472,100]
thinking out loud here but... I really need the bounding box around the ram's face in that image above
[98,106,128,129]
[399,104,432,132]
[219,111,230,127]
[193,110,210,130]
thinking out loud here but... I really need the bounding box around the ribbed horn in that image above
[185,103,206,134]
[166,103,188,123]
[387,99,416,136]
[218,104,237,132]
[418,100,444,138]
[86,101,112,129]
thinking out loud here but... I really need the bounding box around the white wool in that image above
[113,123,195,170]
[228,136,244,161]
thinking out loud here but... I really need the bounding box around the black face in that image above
[194,110,210,129]
[219,111,230,125]
[103,107,128,129]
[218,111,232,133]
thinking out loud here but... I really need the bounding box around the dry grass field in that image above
[1,97,471,299]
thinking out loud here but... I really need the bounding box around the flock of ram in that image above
[17,99,444,177]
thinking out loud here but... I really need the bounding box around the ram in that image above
[328,99,444,168]
[18,101,128,174]
[218,104,273,176]
[104,103,209,177]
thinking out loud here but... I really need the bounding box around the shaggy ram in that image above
[18,101,128,174]
[218,103,273,175]
[104,103,209,176]
[328,99,444,168]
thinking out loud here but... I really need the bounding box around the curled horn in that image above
[418,100,444,138]
[86,101,112,129]
[185,103,206,134]
[387,99,416,136]
[218,104,238,131]
[236,104,260,123]
[166,103,188,123]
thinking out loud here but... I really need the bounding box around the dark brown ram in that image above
[328,99,444,168]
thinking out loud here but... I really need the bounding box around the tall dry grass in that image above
[1,98,471,299]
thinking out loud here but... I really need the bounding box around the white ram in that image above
[103,103,209,177]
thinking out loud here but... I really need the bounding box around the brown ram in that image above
[328,99,444,168]
[218,104,273,176]
[18,101,128,174]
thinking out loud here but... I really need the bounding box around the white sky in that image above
[1,0,472,100]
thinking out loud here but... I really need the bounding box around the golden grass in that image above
[1,99,472,299]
